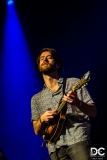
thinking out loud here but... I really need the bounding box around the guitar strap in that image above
[57,78,67,111]
[57,78,67,106]
[62,78,67,95]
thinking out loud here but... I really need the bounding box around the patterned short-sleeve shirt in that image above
[31,78,94,155]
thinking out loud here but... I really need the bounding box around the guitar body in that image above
[44,107,67,143]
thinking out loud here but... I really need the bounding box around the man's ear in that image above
[56,63,60,69]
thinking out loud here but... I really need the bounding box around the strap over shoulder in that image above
[62,78,67,95]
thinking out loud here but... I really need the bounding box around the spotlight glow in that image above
[7,0,14,5]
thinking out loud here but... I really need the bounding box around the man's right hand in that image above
[40,110,57,123]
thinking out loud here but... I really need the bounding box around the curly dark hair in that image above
[36,48,63,76]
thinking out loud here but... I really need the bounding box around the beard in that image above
[38,63,57,75]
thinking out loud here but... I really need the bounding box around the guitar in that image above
[44,71,91,144]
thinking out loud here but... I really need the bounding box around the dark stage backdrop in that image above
[0,0,106,160]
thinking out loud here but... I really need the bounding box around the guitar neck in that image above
[56,71,91,114]
[56,100,67,113]
[56,88,76,113]
[57,88,75,113]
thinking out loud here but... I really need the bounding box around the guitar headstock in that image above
[72,71,91,92]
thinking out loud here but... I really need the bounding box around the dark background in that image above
[0,0,106,159]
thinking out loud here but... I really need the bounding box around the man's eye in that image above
[40,57,44,60]
[40,56,53,60]
[47,56,52,59]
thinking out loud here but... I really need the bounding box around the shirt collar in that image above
[43,77,64,89]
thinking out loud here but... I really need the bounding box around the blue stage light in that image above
[7,0,14,5]
[1,2,44,160]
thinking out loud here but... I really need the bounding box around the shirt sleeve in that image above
[31,95,40,121]
[77,86,95,104]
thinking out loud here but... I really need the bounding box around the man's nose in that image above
[43,57,48,61]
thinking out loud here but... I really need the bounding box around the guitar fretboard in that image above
[56,71,91,114]
[56,100,67,113]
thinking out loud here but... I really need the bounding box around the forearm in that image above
[77,100,97,117]
[33,118,46,136]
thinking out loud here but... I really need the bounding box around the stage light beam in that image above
[0,1,44,160]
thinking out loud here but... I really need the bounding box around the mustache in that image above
[42,62,49,66]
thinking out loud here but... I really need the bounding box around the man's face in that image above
[38,51,58,75]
